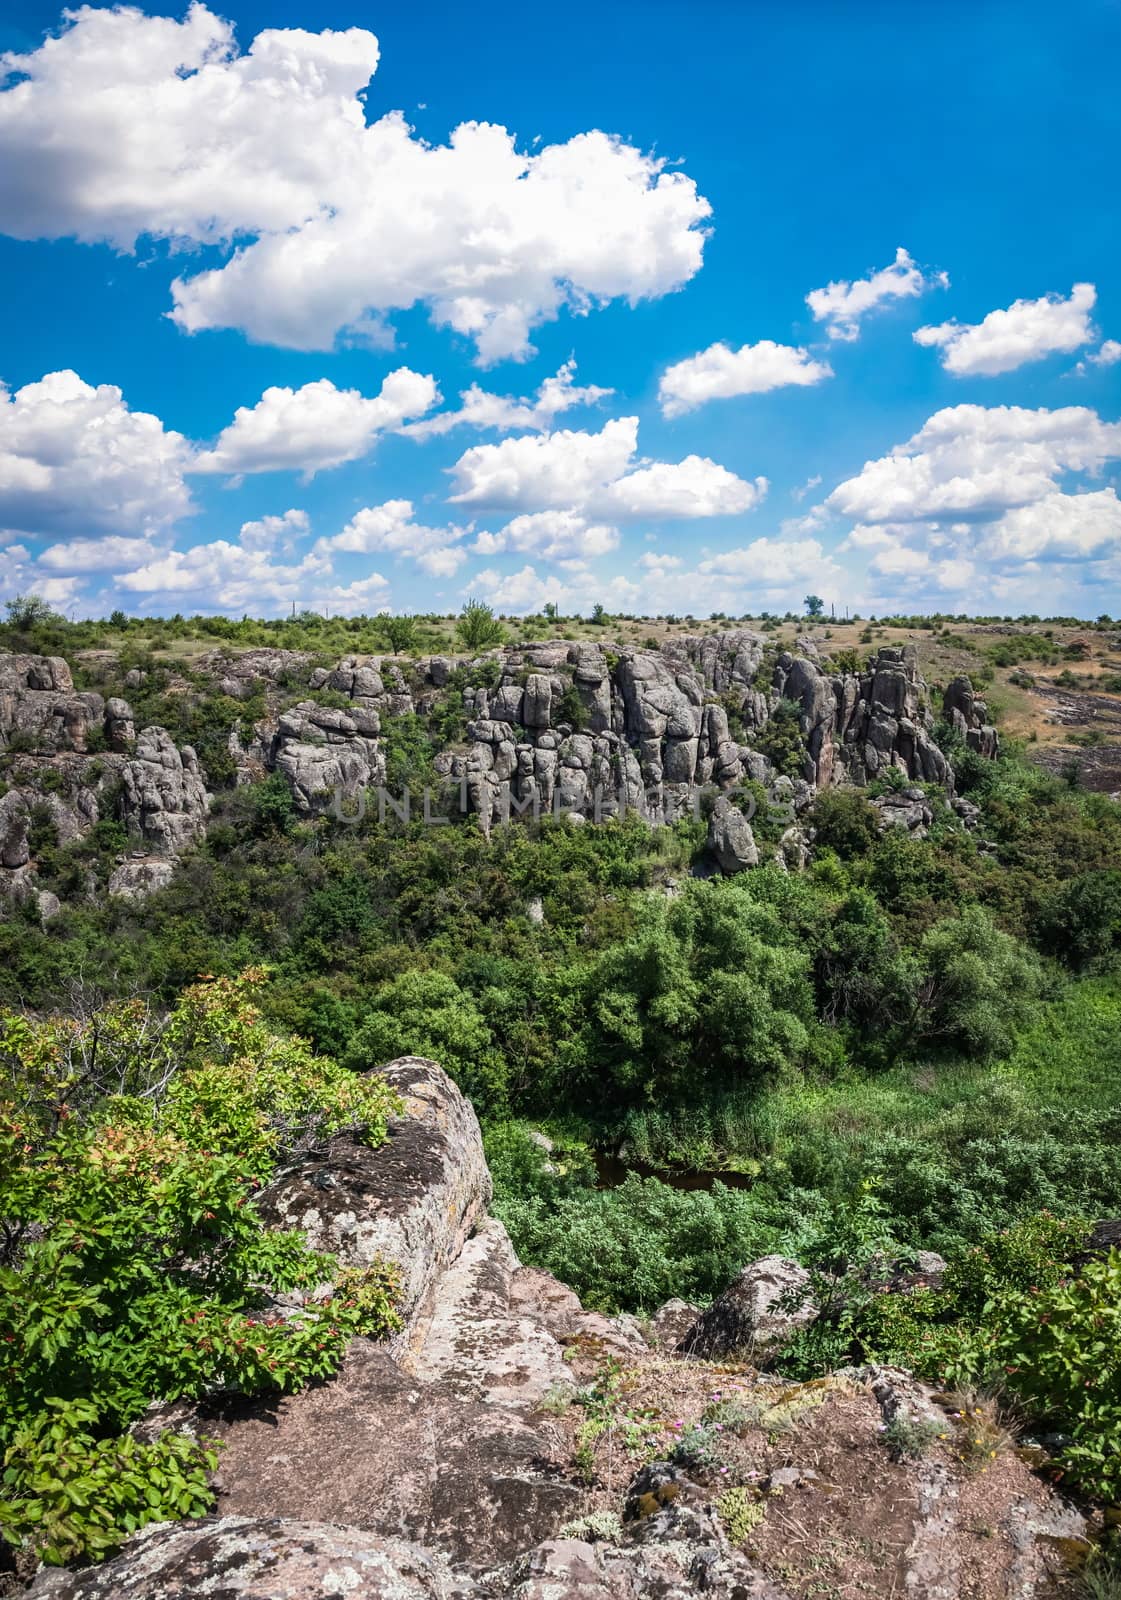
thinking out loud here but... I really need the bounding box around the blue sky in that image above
[0,0,1119,618]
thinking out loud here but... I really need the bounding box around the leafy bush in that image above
[495,1171,795,1313]
[456,600,505,651]
[573,877,818,1107]
[794,1213,1121,1499]
[344,969,509,1115]
[0,971,402,1563]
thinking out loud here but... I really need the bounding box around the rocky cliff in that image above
[0,631,998,907]
[23,1059,1087,1600]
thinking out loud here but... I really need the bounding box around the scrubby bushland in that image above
[0,971,401,1565]
[3,711,1121,1511]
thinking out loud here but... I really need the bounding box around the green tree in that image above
[576,879,816,1105]
[4,594,59,631]
[378,613,420,654]
[456,600,506,651]
[0,972,401,1563]
[753,698,806,779]
[804,594,825,618]
[1036,870,1121,970]
[810,788,879,860]
[902,906,1043,1061]
[344,969,509,1114]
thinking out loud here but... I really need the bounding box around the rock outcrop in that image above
[138,1061,586,1570]
[17,1059,1090,1600]
[258,1057,491,1328]
[195,632,967,842]
[25,1506,792,1600]
[0,653,210,906]
[678,1255,814,1361]
[2,631,999,906]
[943,674,1000,759]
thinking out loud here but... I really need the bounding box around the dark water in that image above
[594,1151,755,1192]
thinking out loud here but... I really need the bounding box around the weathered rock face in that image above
[0,653,103,754]
[25,1506,792,1600]
[678,1255,814,1362]
[511,1507,791,1600]
[25,1516,480,1600]
[156,1062,584,1569]
[2,633,995,905]
[645,1297,704,1349]
[0,653,210,905]
[207,632,969,845]
[20,1059,1091,1600]
[119,728,210,857]
[270,699,385,813]
[707,793,759,874]
[507,1263,649,1361]
[258,1057,491,1329]
[775,643,951,790]
[943,674,1000,759]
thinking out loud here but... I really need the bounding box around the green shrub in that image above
[0,970,402,1564]
[344,969,509,1115]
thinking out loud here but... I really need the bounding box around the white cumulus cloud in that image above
[36,535,163,573]
[658,340,832,417]
[238,508,310,553]
[473,510,619,562]
[0,369,192,538]
[822,403,1121,602]
[449,416,764,519]
[0,7,711,361]
[403,360,612,440]
[806,247,948,342]
[828,404,1121,524]
[193,370,438,478]
[1074,339,1121,376]
[914,283,1097,376]
[317,498,470,576]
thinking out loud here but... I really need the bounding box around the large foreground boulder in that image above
[678,1255,814,1361]
[26,1518,477,1600]
[257,1057,491,1328]
[136,1061,585,1569]
[26,1506,792,1600]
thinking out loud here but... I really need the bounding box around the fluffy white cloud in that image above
[0,7,711,361]
[698,537,835,586]
[318,499,470,576]
[116,540,328,605]
[1074,339,1121,376]
[449,416,764,519]
[806,247,948,342]
[821,403,1121,602]
[193,370,438,477]
[0,541,83,608]
[605,456,763,519]
[35,535,162,573]
[111,534,393,614]
[914,283,1097,376]
[469,538,840,617]
[868,545,934,577]
[658,340,832,417]
[828,404,1121,524]
[638,551,682,570]
[987,489,1121,560]
[238,508,310,553]
[0,369,192,537]
[403,361,611,440]
[473,510,619,561]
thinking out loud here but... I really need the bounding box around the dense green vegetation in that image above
[0,972,401,1564]
[3,603,1121,1535]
